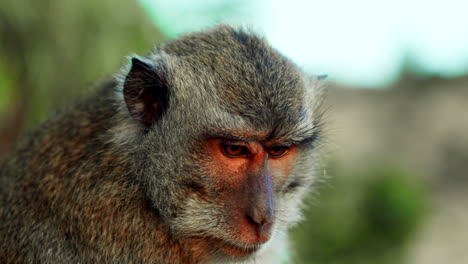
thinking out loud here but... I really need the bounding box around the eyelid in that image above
[265,143,292,149]
[221,143,251,157]
[221,139,249,146]
[267,145,291,157]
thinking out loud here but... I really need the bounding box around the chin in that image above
[213,238,262,259]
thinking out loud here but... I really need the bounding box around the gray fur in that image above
[0,25,325,263]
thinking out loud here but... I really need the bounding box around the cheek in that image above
[269,147,298,185]
[203,141,250,231]
[204,139,248,186]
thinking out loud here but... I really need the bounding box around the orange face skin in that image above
[204,132,298,255]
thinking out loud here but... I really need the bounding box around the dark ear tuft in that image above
[124,57,169,128]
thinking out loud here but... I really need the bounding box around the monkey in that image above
[0,25,325,263]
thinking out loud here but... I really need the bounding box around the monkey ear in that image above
[123,57,169,128]
[316,74,328,80]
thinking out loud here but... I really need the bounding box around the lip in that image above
[210,237,262,257]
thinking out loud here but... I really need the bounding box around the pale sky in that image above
[139,0,468,87]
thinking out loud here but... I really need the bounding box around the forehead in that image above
[215,53,308,139]
[163,26,313,141]
[201,101,316,146]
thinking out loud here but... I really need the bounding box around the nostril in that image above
[247,210,262,226]
[246,206,273,231]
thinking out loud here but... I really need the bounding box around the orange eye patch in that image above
[267,146,290,158]
[221,144,251,158]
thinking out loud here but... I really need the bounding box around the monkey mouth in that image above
[210,237,262,258]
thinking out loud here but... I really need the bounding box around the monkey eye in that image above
[268,146,290,158]
[221,144,250,158]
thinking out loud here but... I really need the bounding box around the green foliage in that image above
[0,0,164,130]
[361,167,427,247]
[291,164,428,264]
[0,57,14,114]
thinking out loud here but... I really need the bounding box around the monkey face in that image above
[162,126,319,259]
[119,25,324,261]
[201,138,293,244]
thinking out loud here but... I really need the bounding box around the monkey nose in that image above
[246,205,274,239]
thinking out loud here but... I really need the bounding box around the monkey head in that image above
[115,25,324,260]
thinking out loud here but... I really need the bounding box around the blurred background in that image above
[1,0,467,263]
